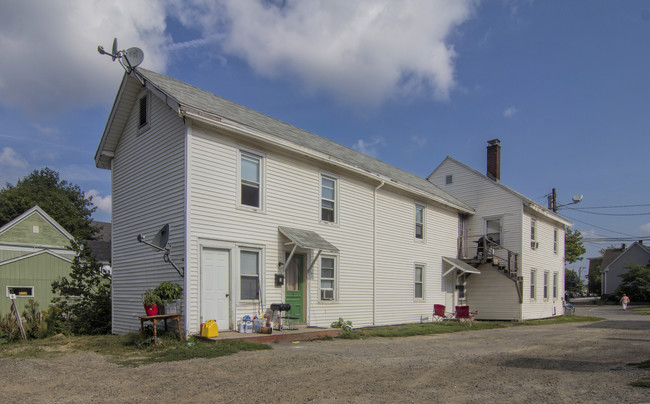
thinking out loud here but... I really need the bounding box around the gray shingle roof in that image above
[134,68,472,213]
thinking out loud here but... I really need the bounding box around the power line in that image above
[566,208,650,216]
[562,214,637,238]
[565,204,650,209]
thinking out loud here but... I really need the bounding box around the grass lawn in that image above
[630,306,650,315]
[0,315,603,366]
[0,332,270,367]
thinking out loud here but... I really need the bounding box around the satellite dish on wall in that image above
[137,224,183,277]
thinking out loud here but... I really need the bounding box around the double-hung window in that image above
[553,272,558,299]
[530,269,537,299]
[414,265,424,299]
[320,256,336,300]
[530,218,538,249]
[543,271,549,299]
[240,151,262,209]
[321,174,337,223]
[240,250,259,300]
[415,204,424,240]
[553,229,558,254]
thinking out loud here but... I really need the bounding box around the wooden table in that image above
[139,313,183,345]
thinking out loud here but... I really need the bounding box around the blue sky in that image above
[1,0,649,276]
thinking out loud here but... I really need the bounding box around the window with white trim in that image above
[240,250,259,300]
[530,269,536,299]
[6,286,34,298]
[239,150,263,209]
[553,272,558,299]
[485,217,501,246]
[543,271,549,299]
[553,228,558,254]
[320,256,336,301]
[415,204,424,240]
[530,218,538,249]
[321,174,337,223]
[414,265,424,299]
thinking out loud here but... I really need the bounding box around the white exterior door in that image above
[201,248,231,330]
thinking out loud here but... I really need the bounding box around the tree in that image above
[587,257,602,294]
[565,269,583,292]
[616,263,650,302]
[565,228,587,264]
[51,241,111,334]
[0,168,97,240]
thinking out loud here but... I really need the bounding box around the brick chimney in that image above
[487,139,501,181]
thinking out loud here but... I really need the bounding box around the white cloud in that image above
[352,137,386,158]
[0,147,28,168]
[0,0,170,117]
[178,0,477,106]
[504,106,518,117]
[88,189,112,214]
[641,222,650,234]
[411,135,428,147]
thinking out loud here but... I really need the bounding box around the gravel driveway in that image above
[1,305,649,403]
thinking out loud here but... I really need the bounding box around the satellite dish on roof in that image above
[124,47,144,68]
[97,37,145,73]
[137,224,183,277]
[111,38,118,61]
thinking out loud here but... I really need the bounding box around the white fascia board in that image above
[182,109,474,214]
[95,72,130,169]
[0,250,73,267]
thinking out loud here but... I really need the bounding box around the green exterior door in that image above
[285,254,304,322]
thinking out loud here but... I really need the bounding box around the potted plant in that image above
[154,282,183,314]
[142,289,162,316]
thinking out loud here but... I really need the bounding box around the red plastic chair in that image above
[433,304,454,324]
[454,305,478,326]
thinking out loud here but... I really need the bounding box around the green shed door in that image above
[285,254,304,322]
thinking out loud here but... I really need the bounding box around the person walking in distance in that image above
[620,293,630,311]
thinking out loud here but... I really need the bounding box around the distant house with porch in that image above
[428,140,572,320]
[95,68,571,335]
[0,206,75,315]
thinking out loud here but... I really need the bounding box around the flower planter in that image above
[144,303,158,316]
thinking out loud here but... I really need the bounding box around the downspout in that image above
[373,181,385,326]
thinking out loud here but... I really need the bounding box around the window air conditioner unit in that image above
[321,289,334,300]
[531,241,539,249]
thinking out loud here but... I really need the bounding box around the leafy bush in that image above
[51,240,111,335]
[331,317,353,333]
[616,264,650,302]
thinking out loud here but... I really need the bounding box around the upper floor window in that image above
[530,218,538,249]
[240,151,263,209]
[240,250,259,300]
[445,175,453,185]
[415,204,424,239]
[138,92,150,130]
[553,228,558,254]
[320,256,336,300]
[321,174,337,223]
[485,218,501,246]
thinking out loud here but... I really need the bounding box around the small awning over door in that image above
[279,226,339,272]
[442,256,481,277]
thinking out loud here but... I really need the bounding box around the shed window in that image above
[139,95,148,128]
[7,286,34,298]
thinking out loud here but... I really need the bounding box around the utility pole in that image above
[547,188,557,212]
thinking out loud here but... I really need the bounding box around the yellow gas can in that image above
[201,319,219,338]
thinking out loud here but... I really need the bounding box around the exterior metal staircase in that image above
[460,235,524,303]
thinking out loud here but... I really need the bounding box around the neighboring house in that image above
[601,241,650,296]
[0,206,75,315]
[95,68,570,335]
[428,140,572,321]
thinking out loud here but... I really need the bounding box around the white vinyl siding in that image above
[111,87,186,334]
